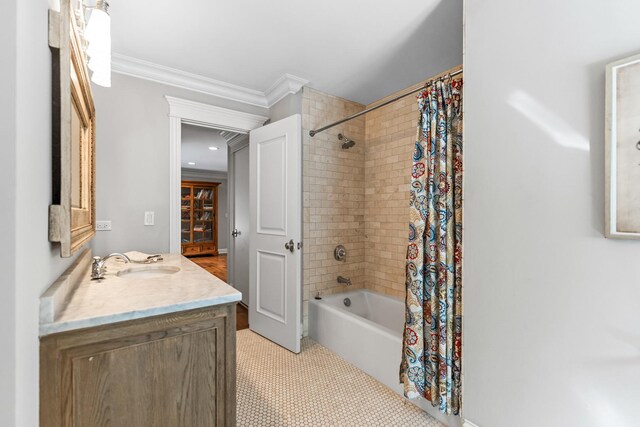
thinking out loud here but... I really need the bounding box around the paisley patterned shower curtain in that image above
[400,76,463,415]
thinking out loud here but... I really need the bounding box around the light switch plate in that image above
[144,211,155,226]
[96,221,112,231]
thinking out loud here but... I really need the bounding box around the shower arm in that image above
[308,67,463,137]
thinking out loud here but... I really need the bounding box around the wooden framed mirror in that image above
[49,0,96,257]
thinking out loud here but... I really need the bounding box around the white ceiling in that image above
[110,0,463,105]
[181,124,236,172]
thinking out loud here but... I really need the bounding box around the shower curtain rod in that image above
[309,68,463,137]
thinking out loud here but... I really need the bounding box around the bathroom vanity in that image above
[39,250,241,427]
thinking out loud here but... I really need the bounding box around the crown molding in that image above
[112,53,308,109]
[228,134,250,150]
[181,168,228,181]
[165,96,268,133]
[264,73,310,106]
[224,132,246,145]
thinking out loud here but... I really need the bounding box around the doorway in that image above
[180,123,251,329]
[180,123,233,259]
[166,95,269,255]
[166,97,302,351]
[228,139,250,306]
[166,96,268,329]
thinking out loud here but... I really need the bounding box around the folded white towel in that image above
[113,251,162,263]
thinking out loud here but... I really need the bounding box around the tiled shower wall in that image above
[301,88,366,335]
[302,81,433,333]
[363,82,423,299]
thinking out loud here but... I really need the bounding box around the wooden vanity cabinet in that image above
[40,304,236,427]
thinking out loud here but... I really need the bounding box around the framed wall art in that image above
[605,53,640,239]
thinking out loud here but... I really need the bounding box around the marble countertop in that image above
[39,250,241,336]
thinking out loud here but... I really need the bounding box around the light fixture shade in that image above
[91,69,111,87]
[88,52,111,73]
[85,1,111,87]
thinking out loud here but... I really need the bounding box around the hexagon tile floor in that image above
[236,330,444,427]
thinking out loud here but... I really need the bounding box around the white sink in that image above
[116,265,181,279]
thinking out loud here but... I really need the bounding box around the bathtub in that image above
[309,289,461,427]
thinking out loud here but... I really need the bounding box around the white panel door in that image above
[232,145,250,306]
[249,114,301,353]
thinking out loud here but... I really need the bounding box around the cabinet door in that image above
[181,185,193,245]
[73,328,220,426]
[193,184,215,244]
[41,305,236,427]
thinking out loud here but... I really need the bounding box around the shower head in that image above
[338,133,356,149]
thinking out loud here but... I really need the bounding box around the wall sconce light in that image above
[84,0,111,87]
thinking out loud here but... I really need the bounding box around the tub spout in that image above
[337,276,352,286]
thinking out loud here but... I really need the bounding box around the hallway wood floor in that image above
[190,254,249,330]
[190,254,228,281]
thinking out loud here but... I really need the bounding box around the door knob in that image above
[285,239,295,253]
[232,229,241,237]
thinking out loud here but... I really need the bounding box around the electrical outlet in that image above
[144,211,155,226]
[96,221,112,231]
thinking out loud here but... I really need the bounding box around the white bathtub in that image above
[309,289,461,427]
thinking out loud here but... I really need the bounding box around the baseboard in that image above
[219,248,228,254]
[463,420,480,427]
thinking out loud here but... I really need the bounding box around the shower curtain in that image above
[400,76,463,415]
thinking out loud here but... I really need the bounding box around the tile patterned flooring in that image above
[192,255,442,426]
[237,330,443,427]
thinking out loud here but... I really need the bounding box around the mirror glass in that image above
[71,102,82,208]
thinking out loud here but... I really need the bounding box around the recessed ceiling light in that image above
[188,162,196,166]
[208,146,219,151]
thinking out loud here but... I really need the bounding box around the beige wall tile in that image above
[302,81,428,335]
[302,88,365,336]
[363,83,422,299]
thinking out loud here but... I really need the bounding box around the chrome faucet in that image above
[91,253,131,280]
[91,253,164,279]
[337,276,352,286]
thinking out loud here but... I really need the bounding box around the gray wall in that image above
[91,73,269,255]
[464,1,640,426]
[1,0,17,424]
[268,92,302,123]
[181,171,229,252]
[6,1,87,425]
